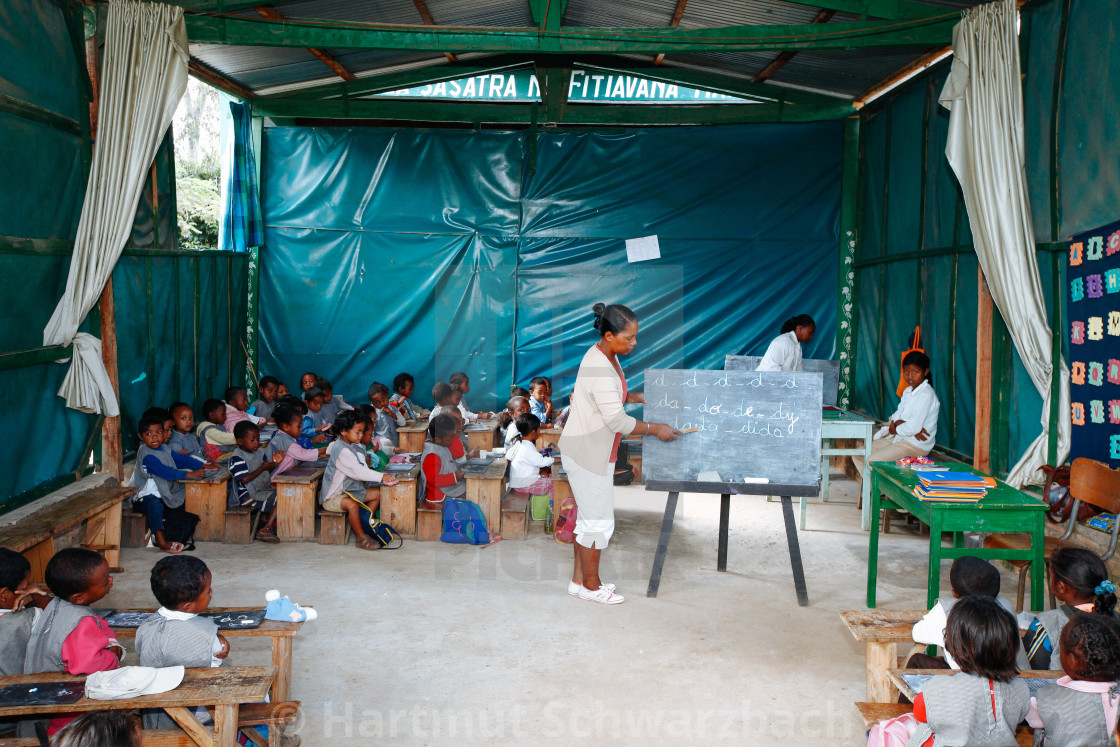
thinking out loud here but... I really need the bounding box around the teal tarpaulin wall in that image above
[853,0,1120,476]
[258,123,843,411]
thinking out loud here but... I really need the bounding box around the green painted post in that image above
[244,114,264,399]
[837,116,860,410]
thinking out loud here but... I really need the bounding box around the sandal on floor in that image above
[256,528,280,544]
[160,542,184,554]
[355,536,380,551]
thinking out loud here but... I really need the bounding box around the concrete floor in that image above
[102,475,1020,745]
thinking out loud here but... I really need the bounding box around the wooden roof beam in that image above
[751,9,836,83]
[853,46,950,106]
[188,57,254,100]
[653,0,689,66]
[255,6,355,81]
[412,0,457,63]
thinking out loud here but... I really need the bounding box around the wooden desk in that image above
[0,486,133,581]
[539,427,563,450]
[380,464,420,539]
[886,667,1063,702]
[867,463,1048,610]
[113,607,302,702]
[819,410,874,530]
[466,422,498,453]
[273,466,324,541]
[464,460,507,533]
[0,666,274,747]
[839,609,924,702]
[398,423,428,454]
[184,470,231,542]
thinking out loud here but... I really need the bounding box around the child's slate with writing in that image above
[643,369,824,488]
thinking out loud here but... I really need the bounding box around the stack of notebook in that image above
[913,471,993,503]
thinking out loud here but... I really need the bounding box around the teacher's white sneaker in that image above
[577,585,625,604]
[568,581,616,596]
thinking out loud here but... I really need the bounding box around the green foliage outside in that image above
[174,78,223,250]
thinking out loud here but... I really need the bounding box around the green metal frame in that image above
[251,97,854,124]
[837,116,860,409]
[182,14,957,54]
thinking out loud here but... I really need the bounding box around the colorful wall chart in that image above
[1068,218,1120,468]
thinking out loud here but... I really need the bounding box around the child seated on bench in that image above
[250,375,280,419]
[0,548,49,677]
[132,411,207,553]
[910,555,1026,670]
[299,371,318,398]
[507,413,553,500]
[420,414,466,504]
[1024,547,1118,670]
[449,371,493,420]
[390,372,429,420]
[303,386,331,440]
[497,396,530,449]
[315,376,353,425]
[168,402,208,464]
[368,381,405,449]
[196,398,237,454]
[320,410,399,551]
[224,386,272,431]
[229,422,283,543]
[22,549,123,737]
[136,555,229,729]
[268,404,327,478]
[528,376,553,424]
[429,381,456,420]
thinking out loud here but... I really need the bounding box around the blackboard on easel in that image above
[642,369,823,491]
[724,355,840,407]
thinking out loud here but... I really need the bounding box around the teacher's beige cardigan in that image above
[559,344,637,476]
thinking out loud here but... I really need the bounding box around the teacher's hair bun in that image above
[591,303,606,330]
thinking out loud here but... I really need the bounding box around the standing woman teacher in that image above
[558,303,678,605]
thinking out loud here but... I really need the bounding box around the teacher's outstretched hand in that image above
[558,302,677,606]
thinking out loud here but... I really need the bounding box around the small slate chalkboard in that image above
[643,369,823,490]
[460,458,493,474]
[200,609,266,629]
[724,355,840,407]
[0,681,84,707]
[104,611,152,628]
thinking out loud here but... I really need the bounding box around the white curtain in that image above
[42,0,188,416]
[939,0,1070,487]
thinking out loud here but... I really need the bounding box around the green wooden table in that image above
[866,462,1048,611]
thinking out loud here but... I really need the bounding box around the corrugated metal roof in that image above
[187,0,964,102]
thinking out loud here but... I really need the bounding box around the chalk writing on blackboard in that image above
[105,611,153,628]
[643,369,823,487]
[200,610,266,629]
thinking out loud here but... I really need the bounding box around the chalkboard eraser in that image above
[742,477,771,484]
[697,470,722,482]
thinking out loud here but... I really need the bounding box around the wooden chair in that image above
[983,458,1120,612]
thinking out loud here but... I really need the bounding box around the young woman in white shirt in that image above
[852,350,941,479]
[756,314,815,372]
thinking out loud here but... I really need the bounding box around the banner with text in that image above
[377,69,755,104]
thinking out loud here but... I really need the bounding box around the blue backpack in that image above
[440,498,491,545]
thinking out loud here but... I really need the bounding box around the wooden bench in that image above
[0,700,298,747]
[272,466,325,541]
[417,500,443,542]
[464,459,507,535]
[840,609,925,703]
[223,506,257,544]
[0,485,133,581]
[113,607,305,702]
[122,508,149,547]
[317,511,351,545]
[500,490,531,540]
[538,427,562,450]
[380,464,421,539]
[184,469,232,542]
[397,423,428,454]
[0,666,275,747]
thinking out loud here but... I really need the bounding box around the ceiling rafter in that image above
[188,57,254,99]
[653,0,690,66]
[254,5,355,81]
[751,8,836,84]
[411,0,457,63]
